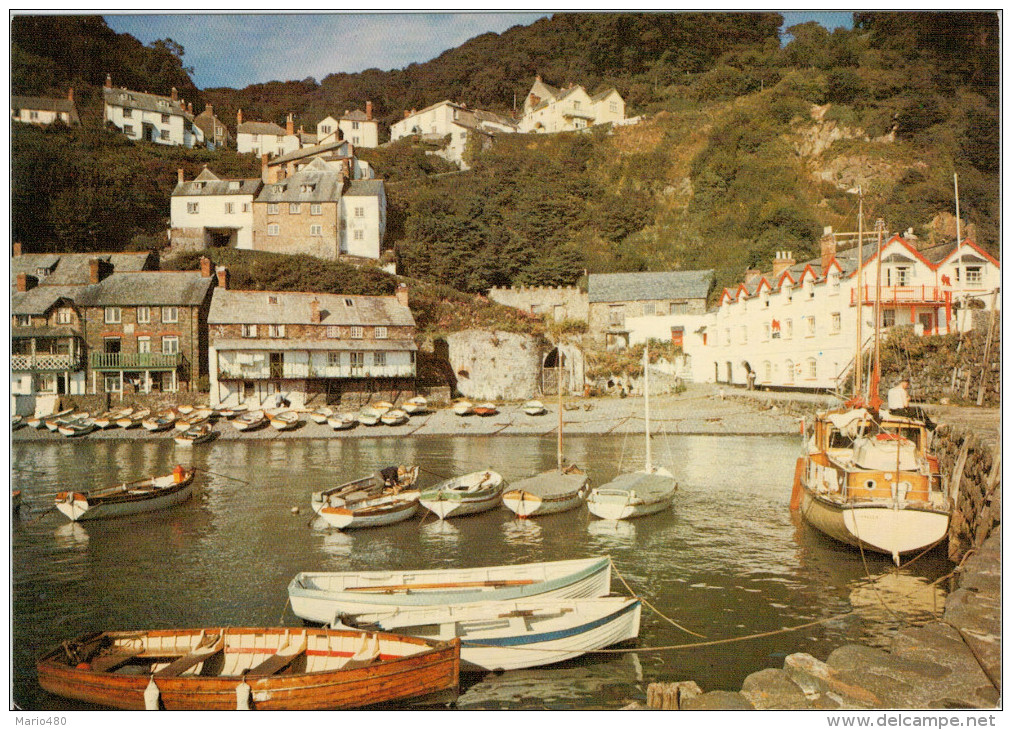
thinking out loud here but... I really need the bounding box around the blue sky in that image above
[105,12,854,90]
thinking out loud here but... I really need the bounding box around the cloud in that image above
[104,13,548,88]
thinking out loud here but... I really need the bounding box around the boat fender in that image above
[789,457,805,511]
[173,465,185,484]
[143,676,160,710]
[236,679,252,710]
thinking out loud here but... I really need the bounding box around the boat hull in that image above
[420,491,502,519]
[503,473,589,518]
[586,494,673,521]
[319,499,419,530]
[289,557,613,624]
[37,627,459,711]
[55,476,194,522]
[799,490,950,558]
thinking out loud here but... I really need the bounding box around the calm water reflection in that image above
[12,434,952,710]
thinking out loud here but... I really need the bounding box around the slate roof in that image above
[212,338,417,352]
[75,272,214,307]
[256,158,345,203]
[103,87,189,118]
[238,121,288,136]
[472,109,518,129]
[173,169,262,197]
[193,111,230,140]
[268,139,351,167]
[340,109,371,122]
[345,179,384,198]
[209,289,415,328]
[11,286,86,316]
[12,95,80,123]
[10,252,154,286]
[590,88,620,102]
[588,270,714,303]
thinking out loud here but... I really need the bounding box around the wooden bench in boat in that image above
[89,649,145,673]
[245,640,308,678]
[345,579,536,594]
[153,636,224,677]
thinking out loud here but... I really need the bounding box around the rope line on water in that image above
[611,561,706,639]
[194,467,250,485]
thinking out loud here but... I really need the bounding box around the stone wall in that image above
[934,427,1001,562]
[487,285,588,321]
[445,329,546,401]
[168,227,207,252]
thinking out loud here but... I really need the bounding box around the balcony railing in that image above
[11,352,82,372]
[89,352,184,370]
[219,364,414,380]
[851,285,950,306]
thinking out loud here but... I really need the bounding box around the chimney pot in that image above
[89,258,103,285]
[13,241,22,257]
[171,86,178,101]
[310,298,321,324]
[67,87,74,102]
[177,168,184,185]
[286,113,294,136]
[200,256,212,278]
[404,110,410,119]
[16,272,36,292]
[395,283,409,308]
[366,101,373,120]
[206,103,213,116]
[216,266,229,289]
[773,252,796,280]
[105,73,112,89]
[237,108,243,126]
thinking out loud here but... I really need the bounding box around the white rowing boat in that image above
[288,555,614,623]
[310,407,335,424]
[452,400,474,417]
[317,493,420,530]
[174,424,217,446]
[175,408,213,432]
[233,410,267,432]
[269,411,300,431]
[523,400,547,416]
[312,467,420,518]
[402,396,428,415]
[117,408,150,429]
[58,416,96,438]
[55,467,195,522]
[357,408,382,426]
[418,470,505,520]
[380,409,409,426]
[142,411,177,432]
[337,597,641,672]
[328,414,358,431]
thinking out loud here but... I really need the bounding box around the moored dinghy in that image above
[402,396,428,415]
[419,470,505,520]
[47,411,85,432]
[58,415,96,438]
[175,408,213,432]
[357,408,382,426]
[312,466,420,518]
[473,402,498,417]
[94,408,132,429]
[587,346,677,520]
[54,466,195,521]
[37,626,460,710]
[288,555,614,623]
[337,597,642,672]
[317,492,420,530]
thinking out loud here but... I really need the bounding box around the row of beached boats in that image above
[37,554,640,709]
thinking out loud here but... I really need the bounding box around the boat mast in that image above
[954,172,962,245]
[644,344,652,472]
[870,218,885,410]
[557,350,563,472]
[854,187,864,401]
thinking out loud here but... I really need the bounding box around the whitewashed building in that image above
[390,100,517,167]
[317,103,380,148]
[102,76,203,147]
[519,76,625,134]
[341,180,387,259]
[12,88,79,126]
[701,231,1001,391]
[207,286,416,408]
[236,110,300,157]
[169,168,263,251]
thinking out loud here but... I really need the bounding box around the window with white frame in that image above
[374,326,387,339]
[350,326,363,339]
[373,352,386,367]
[104,374,122,393]
[326,325,340,339]
[160,130,170,141]
[267,203,279,215]
[352,121,360,130]
[36,373,57,393]
[328,352,340,368]
[124,124,134,136]
[353,230,364,240]
[187,202,199,214]
[290,203,301,214]
[15,314,30,327]
[224,202,235,214]
[310,224,322,236]
[162,306,178,324]
[807,357,817,379]
[105,307,121,324]
[242,203,251,213]
[241,324,258,338]
[829,274,840,294]
[784,284,793,303]
[763,361,772,381]
[609,305,624,327]
[350,352,364,373]
[786,359,795,383]
[354,207,364,217]
[123,108,132,118]
[831,312,841,333]
[609,101,618,113]
[267,224,280,236]
[882,309,896,327]
[268,324,285,338]
[56,308,73,325]
[965,266,982,284]
[888,266,911,286]
[136,306,150,324]
[785,319,793,339]
[311,203,322,215]
[162,336,179,355]
[137,336,151,353]
[643,302,656,316]
[670,301,687,315]
[805,316,816,336]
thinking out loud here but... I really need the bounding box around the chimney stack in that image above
[237,108,243,126]
[205,103,213,116]
[404,110,410,119]
[395,283,409,308]
[310,298,321,324]
[171,86,178,101]
[773,251,796,280]
[286,113,294,136]
[89,258,105,285]
[105,74,112,89]
[743,269,762,288]
[13,241,22,257]
[16,272,36,292]
[177,168,184,185]
[200,256,212,278]
[820,229,837,276]
[216,266,229,290]
[366,101,373,120]
[67,87,74,103]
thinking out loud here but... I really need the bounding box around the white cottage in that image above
[102,76,203,147]
[169,168,263,251]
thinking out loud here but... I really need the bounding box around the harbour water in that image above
[12,434,952,710]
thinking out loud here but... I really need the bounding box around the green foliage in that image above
[586,339,684,380]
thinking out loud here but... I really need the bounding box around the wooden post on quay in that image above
[975,288,999,406]
[646,681,702,709]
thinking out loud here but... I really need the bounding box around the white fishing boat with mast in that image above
[791,200,950,565]
[587,345,677,520]
[503,356,589,518]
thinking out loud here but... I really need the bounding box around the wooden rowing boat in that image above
[54,467,195,522]
[175,408,213,432]
[310,407,335,424]
[317,493,420,530]
[473,403,498,417]
[452,400,474,416]
[288,556,613,623]
[370,401,394,414]
[312,466,420,516]
[216,404,248,419]
[37,626,459,710]
[503,467,589,518]
[269,411,300,431]
[142,411,177,432]
[117,408,150,429]
[357,408,382,426]
[232,410,267,432]
[380,409,409,426]
[523,400,547,416]
[176,404,195,416]
[48,411,87,432]
[419,470,505,519]
[339,597,641,672]
[402,396,428,415]
[58,417,97,438]
[327,413,358,431]
[174,425,217,447]
[37,408,73,430]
